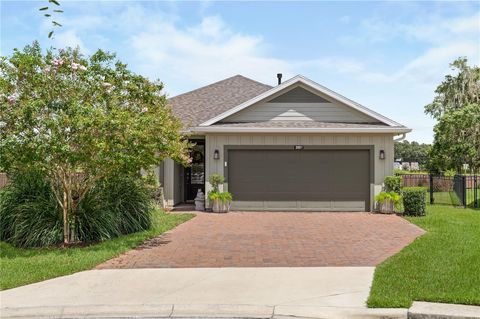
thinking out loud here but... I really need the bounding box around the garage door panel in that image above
[232,200,366,211]
[228,149,370,210]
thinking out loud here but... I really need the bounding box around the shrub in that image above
[375,191,401,204]
[209,174,225,192]
[0,171,62,247]
[402,187,427,216]
[74,176,152,243]
[375,191,401,213]
[384,176,402,193]
[0,171,153,247]
[209,191,233,203]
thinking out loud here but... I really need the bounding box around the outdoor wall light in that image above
[294,145,304,150]
[213,149,220,160]
[379,150,385,160]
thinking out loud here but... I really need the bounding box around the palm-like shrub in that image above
[0,171,153,247]
[0,171,62,247]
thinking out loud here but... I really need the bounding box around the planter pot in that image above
[212,199,231,213]
[378,199,395,214]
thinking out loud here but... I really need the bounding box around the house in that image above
[158,74,411,212]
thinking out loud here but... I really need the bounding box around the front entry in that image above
[185,140,205,202]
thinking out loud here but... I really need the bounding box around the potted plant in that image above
[375,191,401,214]
[208,174,233,213]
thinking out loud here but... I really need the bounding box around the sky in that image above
[1,1,479,143]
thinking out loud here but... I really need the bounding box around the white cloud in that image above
[53,30,88,52]
[397,41,480,83]
[34,4,479,143]
[130,15,291,93]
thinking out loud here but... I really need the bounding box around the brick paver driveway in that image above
[98,212,424,268]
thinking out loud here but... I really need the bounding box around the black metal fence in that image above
[400,174,479,208]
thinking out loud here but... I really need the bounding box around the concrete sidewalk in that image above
[2,268,479,319]
[1,267,408,318]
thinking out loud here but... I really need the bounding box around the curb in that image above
[0,304,405,319]
[408,302,480,319]
[2,302,479,319]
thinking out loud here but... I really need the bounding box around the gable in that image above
[220,84,381,124]
[269,87,329,103]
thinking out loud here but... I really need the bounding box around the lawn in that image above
[431,189,478,207]
[368,205,480,308]
[0,210,194,290]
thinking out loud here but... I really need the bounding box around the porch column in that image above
[163,158,175,208]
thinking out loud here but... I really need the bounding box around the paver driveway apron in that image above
[98,212,424,268]
[1,212,424,319]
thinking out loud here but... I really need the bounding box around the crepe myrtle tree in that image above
[0,42,190,244]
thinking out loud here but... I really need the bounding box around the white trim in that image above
[199,75,404,127]
[191,126,412,134]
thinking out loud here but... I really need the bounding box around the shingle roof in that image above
[168,75,272,127]
[209,121,391,129]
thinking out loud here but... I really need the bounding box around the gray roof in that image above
[210,121,391,128]
[168,75,272,127]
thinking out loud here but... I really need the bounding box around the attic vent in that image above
[268,87,330,103]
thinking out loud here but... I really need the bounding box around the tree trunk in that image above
[63,189,70,244]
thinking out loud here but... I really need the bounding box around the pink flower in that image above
[78,64,87,71]
[70,62,80,71]
[7,93,18,105]
[141,107,149,113]
[102,82,112,87]
[43,66,51,74]
[52,58,64,67]
[180,154,192,164]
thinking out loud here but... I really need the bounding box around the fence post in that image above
[462,175,467,208]
[429,174,434,204]
[474,175,478,209]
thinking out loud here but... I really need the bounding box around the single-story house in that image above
[158,74,411,212]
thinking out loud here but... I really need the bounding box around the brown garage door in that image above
[227,149,371,211]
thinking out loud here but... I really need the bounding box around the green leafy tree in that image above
[425,58,480,120]
[394,140,431,167]
[0,42,190,244]
[425,57,480,173]
[429,104,480,173]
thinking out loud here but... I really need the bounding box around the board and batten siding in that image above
[222,102,377,123]
[220,85,380,124]
[205,133,395,211]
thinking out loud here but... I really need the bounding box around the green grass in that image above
[431,189,478,207]
[368,205,480,308]
[0,210,194,290]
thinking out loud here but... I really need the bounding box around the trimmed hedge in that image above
[384,176,402,193]
[402,187,427,216]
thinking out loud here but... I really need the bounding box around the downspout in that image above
[394,133,406,142]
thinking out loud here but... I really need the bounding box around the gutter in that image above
[190,126,412,134]
[394,133,407,142]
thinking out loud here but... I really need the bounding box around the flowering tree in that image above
[0,42,190,244]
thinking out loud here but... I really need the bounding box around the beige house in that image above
[159,74,411,212]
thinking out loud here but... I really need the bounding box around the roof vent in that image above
[277,73,282,85]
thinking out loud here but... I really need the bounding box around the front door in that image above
[185,140,205,202]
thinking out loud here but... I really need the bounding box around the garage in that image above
[226,147,372,211]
